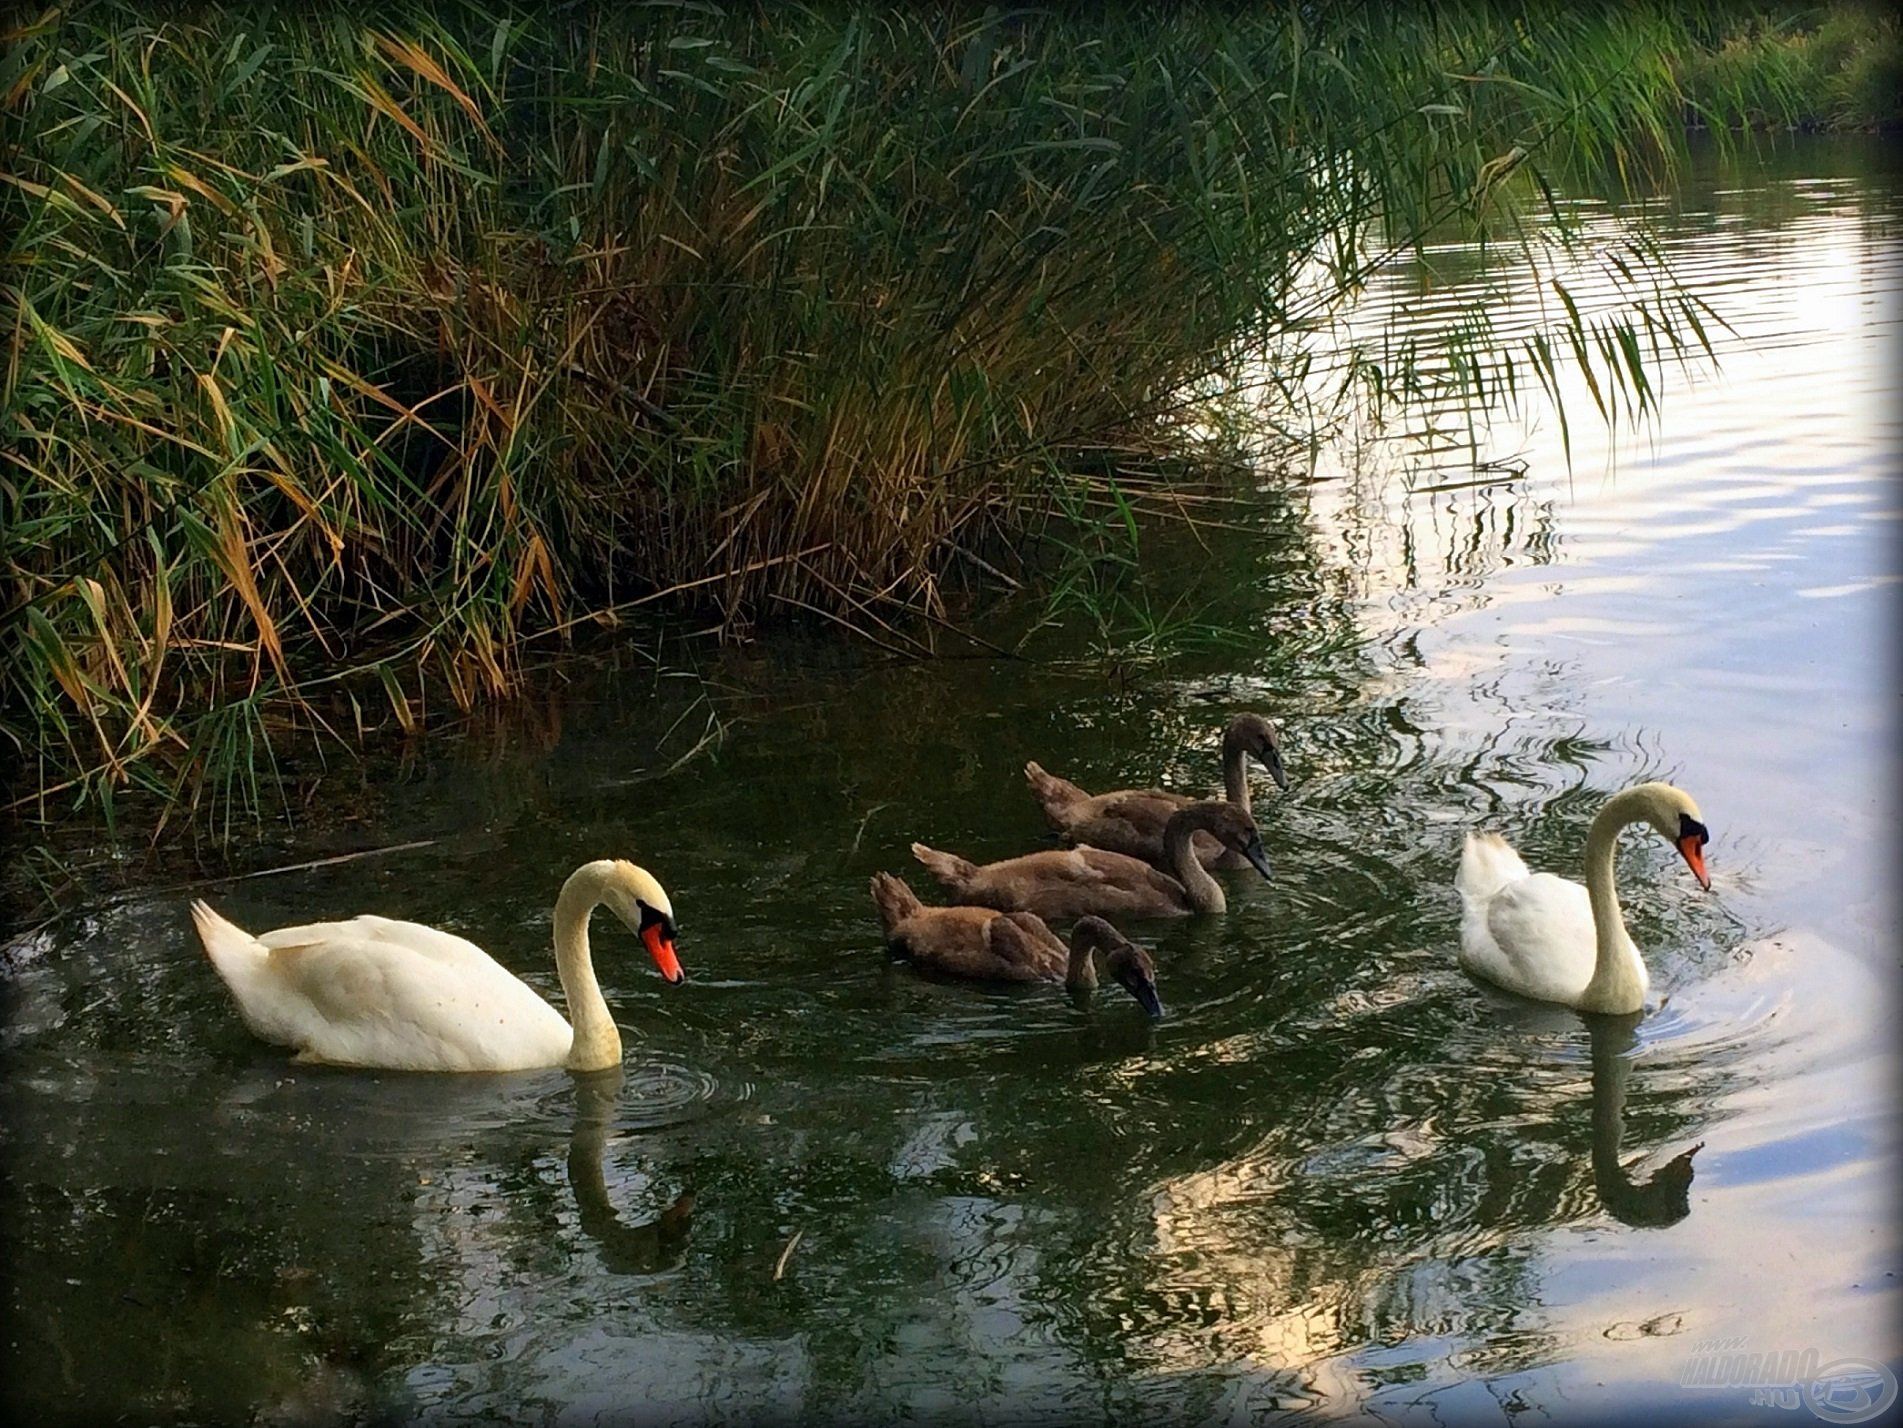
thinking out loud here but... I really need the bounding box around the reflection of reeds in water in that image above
[1304,424,1568,621]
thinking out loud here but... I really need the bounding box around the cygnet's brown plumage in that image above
[910,800,1271,921]
[869,875,1163,1016]
[1025,714,1288,871]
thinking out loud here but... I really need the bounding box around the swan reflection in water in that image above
[1588,1011,1701,1229]
[568,1068,695,1274]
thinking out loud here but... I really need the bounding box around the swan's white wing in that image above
[255,924,573,1072]
[1468,872,1598,1003]
[258,913,497,970]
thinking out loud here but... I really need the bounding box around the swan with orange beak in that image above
[193,858,685,1072]
[1455,782,1713,1015]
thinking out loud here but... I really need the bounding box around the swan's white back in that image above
[1454,832,1647,1007]
[193,901,574,1072]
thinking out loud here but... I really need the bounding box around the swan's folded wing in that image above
[1073,846,1185,896]
[986,912,1064,975]
[1064,847,1122,883]
[263,932,571,1070]
[259,914,498,971]
[1018,848,1104,883]
[263,935,404,1022]
[1484,872,1598,998]
[1095,792,1185,838]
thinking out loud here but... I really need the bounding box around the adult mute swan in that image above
[1455,782,1711,1014]
[1024,713,1288,871]
[191,859,684,1073]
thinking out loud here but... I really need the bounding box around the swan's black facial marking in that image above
[1677,813,1709,850]
[637,900,677,941]
[636,899,684,982]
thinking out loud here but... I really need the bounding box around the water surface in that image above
[3,135,1897,1425]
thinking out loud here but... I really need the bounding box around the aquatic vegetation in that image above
[1675,2,1903,130]
[1,2,1784,825]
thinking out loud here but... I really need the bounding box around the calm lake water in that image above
[3,136,1897,1426]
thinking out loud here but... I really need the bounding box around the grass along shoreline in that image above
[1676,3,1901,132]
[1,2,1848,835]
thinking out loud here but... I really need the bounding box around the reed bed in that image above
[1,2,1786,826]
[1676,2,1902,130]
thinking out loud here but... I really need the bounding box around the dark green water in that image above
[3,136,1897,1426]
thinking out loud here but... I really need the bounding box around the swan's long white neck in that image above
[1579,790,1652,1013]
[1165,812,1226,914]
[553,863,624,1073]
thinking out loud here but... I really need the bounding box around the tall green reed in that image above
[1671,2,1901,130]
[0,2,1784,828]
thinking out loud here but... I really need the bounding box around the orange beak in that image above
[1676,835,1711,891]
[641,923,685,983]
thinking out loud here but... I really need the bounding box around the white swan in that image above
[191,859,683,1072]
[1455,782,1711,1014]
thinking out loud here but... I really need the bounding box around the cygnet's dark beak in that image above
[1257,745,1290,791]
[1242,835,1273,881]
[1119,970,1166,1020]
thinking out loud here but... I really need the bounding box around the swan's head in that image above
[1072,916,1164,1019]
[1225,713,1289,791]
[1194,801,1274,881]
[1632,782,1711,891]
[600,860,684,984]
